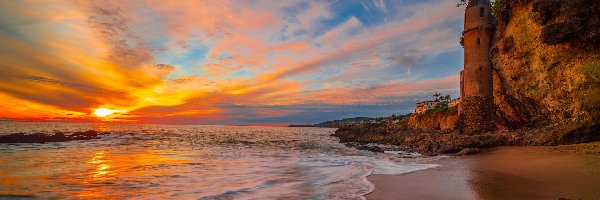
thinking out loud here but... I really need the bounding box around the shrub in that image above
[532,0,562,24]
[502,35,514,53]
[447,105,459,113]
[493,0,512,26]
[419,103,458,118]
[577,60,600,76]
[534,0,600,46]
[491,0,505,18]
[541,22,574,45]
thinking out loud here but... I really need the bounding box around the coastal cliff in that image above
[492,0,600,143]
[408,109,458,131]
[333,0,599,155]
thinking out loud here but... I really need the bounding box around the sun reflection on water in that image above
[88,152,114,181]
[94,123,108,133]
[0,125,390,199]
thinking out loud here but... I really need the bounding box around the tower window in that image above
[477,37,481,46]
[480,7,485,17]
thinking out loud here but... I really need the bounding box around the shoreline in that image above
[365,144,600,200]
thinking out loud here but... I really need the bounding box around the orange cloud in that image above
[0,0,464,124]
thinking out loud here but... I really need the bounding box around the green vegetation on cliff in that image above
[420,103,458,117]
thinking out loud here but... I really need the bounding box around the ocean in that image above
[0,122,438,199]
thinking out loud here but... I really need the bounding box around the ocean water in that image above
[0,122,439,199]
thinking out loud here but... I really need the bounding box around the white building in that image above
[448,97,461,107]
[414,100,440,114]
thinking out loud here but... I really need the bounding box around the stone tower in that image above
[460,0,493,110]
[458,0,496,134]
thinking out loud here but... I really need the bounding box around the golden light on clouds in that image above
[0,0,465,124]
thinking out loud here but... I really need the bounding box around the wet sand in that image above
[367,146,600,200]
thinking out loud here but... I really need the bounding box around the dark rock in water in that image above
[0,133,45,143]
[71,130,98,139]
[0,194,37,199]
[454,148,481,156]
[0,130,101,143]
[46,133,68,142]
[356,145,384,153]
[344,142,401,153]
[333,124,513,156]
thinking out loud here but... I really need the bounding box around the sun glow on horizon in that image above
[94,108,122,117]
[0,0,467,124]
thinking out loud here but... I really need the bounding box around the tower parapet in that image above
[466,0,490,8]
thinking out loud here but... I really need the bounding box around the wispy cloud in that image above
[0,0,464,124]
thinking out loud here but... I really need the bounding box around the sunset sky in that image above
[0,0,464,125]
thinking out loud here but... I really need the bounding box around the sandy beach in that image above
[367,145,600,200]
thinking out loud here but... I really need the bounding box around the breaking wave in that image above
[0,122,438,199]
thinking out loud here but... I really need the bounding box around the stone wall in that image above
[456,96,496,135]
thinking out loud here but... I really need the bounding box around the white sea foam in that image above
[383,150,423,158]
[0,122,440,199]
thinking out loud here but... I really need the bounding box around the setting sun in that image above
[94,108,121,117]
[1,0,600,199]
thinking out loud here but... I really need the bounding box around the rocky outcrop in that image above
[0,130,103,143]
[331,1,600,156]
[491,0,600,140]
[408,112,458,131]
[333,125,516,156]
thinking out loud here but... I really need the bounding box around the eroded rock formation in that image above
[491,0,600,139]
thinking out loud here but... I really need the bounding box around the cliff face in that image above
[408,112,458,131]
[331,1,599,156]
[491,0,600,139]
